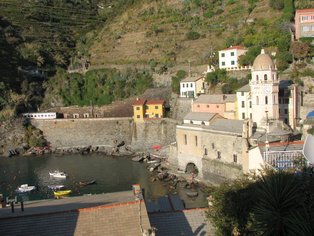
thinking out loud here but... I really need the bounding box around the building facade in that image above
[218,46,248,70]
[236,84,252,120]
[132,99,165,122]
[295,8,314,40]
[192,94,237,119]
[180,76,205,98]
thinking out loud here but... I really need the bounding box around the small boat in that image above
[132,155,144,162]
[49,170,67,179]
[186,191,198,197]
[79,180,96,186]
[147,159,161,164]
[48,185,64,190]
[54,190,71,197]
[16,184,36,193]
[148,163,161,172]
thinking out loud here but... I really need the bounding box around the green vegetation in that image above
[24,124,47,147]
[171,70,187,94]
[206,69,249,93]
[208,169,314,235]
[44,68,153,106]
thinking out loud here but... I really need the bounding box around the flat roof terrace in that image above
[0,191,152,236]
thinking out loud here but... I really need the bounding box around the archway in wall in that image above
[185,162,199,176]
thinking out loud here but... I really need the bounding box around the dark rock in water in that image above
[117,141,125,147]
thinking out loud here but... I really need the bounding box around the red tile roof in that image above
[132,98,146,106]
[146,100,165,105]
[220,45,246,51]
[296,8,314,14]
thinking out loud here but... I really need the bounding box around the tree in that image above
[291,41,310,61]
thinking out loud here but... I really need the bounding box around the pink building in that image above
[295,8,314,40]
[192,94,237,119]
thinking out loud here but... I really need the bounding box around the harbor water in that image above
[0,153,207,208]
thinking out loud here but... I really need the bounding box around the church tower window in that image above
[265,96,268,104]
[256,75,259,81]
[264,74,267,81]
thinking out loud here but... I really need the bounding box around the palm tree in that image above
[253,171,314,236]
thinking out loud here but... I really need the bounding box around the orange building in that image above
[132,99,166,122]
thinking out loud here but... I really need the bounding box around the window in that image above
[249,101,252,108]
[242,113,245,119]
[201,121,205,125]
[302,26,310,32]
[241,101,245,108]
[206,105,209,108]
[284,109,288,114]
[231,60,235,65]
[137,115,140,118]
[155,106,158,109]
[221,53,225,57]
[285,118,288,123]
[241,92,244,96]
[274,95,276,104]
[256,96,259,105]
[204,148,208,155]
[186,83,189,88]
[190,83,193,87]
[265,96,268,105]
[212,143,215,149]
[155,114,159,118]
[195,136,198,147]
[256,75,259,81]
[231,52,235,56]
[197,105,200,108]
[264,74,267,80]
[233,153,237,163]
[184,134,187,145]
[183,84,185,88]
[301,16,308,21]
[222,61,225,66]
[136,107,140,110]
[216,105,219,108]
[250,113,252,119]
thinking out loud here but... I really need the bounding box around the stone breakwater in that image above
[30,117,180,153]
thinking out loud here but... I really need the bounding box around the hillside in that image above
[89,0,282,68]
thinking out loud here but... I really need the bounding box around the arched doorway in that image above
[185,162,199,176]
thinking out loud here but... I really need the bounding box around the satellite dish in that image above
[303,134,314,165]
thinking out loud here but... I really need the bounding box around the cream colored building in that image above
[180,76,205,98]
[176,112,252,178]
[236,84,252,120]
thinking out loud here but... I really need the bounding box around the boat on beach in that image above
[16,184,36,193]
[54,190,71,198]
[49,170,67,179]
[79,180,96,186]
[48,185,64,190]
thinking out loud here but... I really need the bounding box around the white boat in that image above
[48,185,64,190]
[49,170,67,178]
[16,184,36,193]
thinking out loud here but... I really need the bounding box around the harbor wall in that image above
[31,118,179,152]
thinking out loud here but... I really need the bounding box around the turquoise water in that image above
[0,153,207,208]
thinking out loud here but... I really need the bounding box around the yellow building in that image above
[132,98,146,122]
[132,99,165,122]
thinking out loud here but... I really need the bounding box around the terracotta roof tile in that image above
[146,100,165,105]
[132,99,146,106]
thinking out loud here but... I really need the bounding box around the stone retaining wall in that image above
[31,118,179,152]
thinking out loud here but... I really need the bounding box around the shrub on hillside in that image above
[186,31,201,40]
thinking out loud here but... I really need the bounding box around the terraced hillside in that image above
[89,0,282,68]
